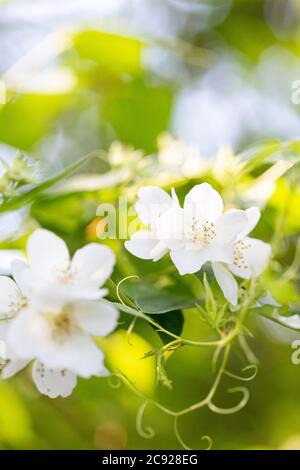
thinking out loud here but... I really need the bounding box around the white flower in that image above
[211,207,272,305]
[158,133,205,178]
[0,321,77,398]
[212,147,243,183]
[0,230,119,398]
[125,186,180,262]
[0,275,76,398]
[7,299,118,379]
[160,183,248,275]
[108,142,143,168]
[0,311,76,399]
[15,228,116,304]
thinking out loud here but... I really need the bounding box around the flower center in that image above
[49,310,75,343]
[233,239,251,269]
[53,262,74,284]
[186,218,216,247]
[8,293,28,317]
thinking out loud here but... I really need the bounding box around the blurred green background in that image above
[0,0,300,450]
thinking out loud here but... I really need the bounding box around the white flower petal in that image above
[238,207,260,239]
[150,241,168,262]
[0,276,21,318]
[27,229,70,281]
[208,244,234,264]
[276,314,300,329]
[7,309,45,360]
[243,238,271,277]
[72,300,118,337]
[12,262,45,302]
[156,207,184,251]
[229,237,271,279]
[170,248,209,275]
[135,186,172,226]
[215,210,247,245]
[125,230,159,260]
[94,366,110,377]
[184,183,223,224]
[0,321,31,378]
[212,262,238,306]
[32,361,77,398]
[229,261,251,280]
[2,359,29,379]
[8,307,108,378]
[15,277,108,307]
[11,259,32,298]
[71,243,115,287]
[0,321,8,341]
[257,291,281,307]
[0,210,26,242]
[171,188,181,208]
[37,334,107,378]
[0,249,25,276]
[0,322,21,362]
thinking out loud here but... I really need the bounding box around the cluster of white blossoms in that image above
[125,183,272,306]
[157,133,206,178]
[0,229,119,398]
[0,183,272,399]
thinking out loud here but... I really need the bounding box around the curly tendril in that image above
[111,278,260,448]
[116,275,140,307]
[174,416,212,451]
[136,402,155,439]
[208,386,250,415]
[224,364,258,382]
[108,374,123,389]
[113,347,252,449]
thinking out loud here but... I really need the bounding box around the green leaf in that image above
[268,179,300,236]
[0,93,71,150]
[31,192,99,234]
[240,139,299,176]
[240,140,281,173]
[73,30,143,76]
[102,79,173,153]
[150,310,184,344]
[120,279,198,314]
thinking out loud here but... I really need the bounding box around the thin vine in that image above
[111,275,260,449]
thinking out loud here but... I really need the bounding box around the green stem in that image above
[141,312,223,347]
[115,344,231,418]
